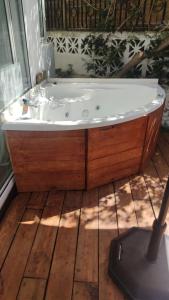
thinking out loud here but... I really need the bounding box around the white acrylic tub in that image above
[2,78,165,131]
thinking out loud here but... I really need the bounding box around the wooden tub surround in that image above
[5,106,164,192]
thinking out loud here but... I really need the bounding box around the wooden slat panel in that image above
[88,117,147,160]
[0,193,30,269]
[45,0,169,31]
[0,209,41,300]
[98,184,124,300]
[17,278,46,300]
[6,130,86,191]
[46,191,82,300]
[75,189,98,283]
[25,193,63,278]
[87,117,147,189]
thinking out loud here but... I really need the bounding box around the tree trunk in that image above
[114,35,169,78]
[114,52,146,78]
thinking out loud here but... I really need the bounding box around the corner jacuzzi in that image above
[2,78,165,192]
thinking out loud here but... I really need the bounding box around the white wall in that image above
[22,0,54,86]
[47,31,156,77]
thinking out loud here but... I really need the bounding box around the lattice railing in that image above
[47,31,158,77]
[45,0,169,31]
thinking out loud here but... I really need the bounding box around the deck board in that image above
[0,193,30,270]
[72,282,98,300]
[24,205,63,278]
[98,184,124,300]
[75,189,99,284]
[0,209,41,300]
[0,131,169,299]
[114,178,138,234]
[26,192,48,209]
[17,278,46,300]
[45,191,82,300]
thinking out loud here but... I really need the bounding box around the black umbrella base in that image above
[109,227,169,300]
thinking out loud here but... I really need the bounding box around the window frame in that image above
[3,0,31,88]
[0,0,31,113]
[38,0,46,40]
[4,0,17,64]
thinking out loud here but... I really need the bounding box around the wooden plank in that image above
[114,178,138,234]
[89,148,143,171]
[164,2,169,24]
[75,189,98,284]
[17,278,46,300]
[130,175,149,201]
[130,175,155,229]
[134,198,155,229]
[155,135,169,234]
[6,130,84,139]
[158,133,169,166]
[141,106,164,169]
[46,190,65,207]
[161,130,169,144]
[16,171,85,192]
[143,159,169,234]
[98,184,124,300]
[14,160,84,173]
[0,209,41,300]
[0,193,30,269]
[25,193,63,278]
[73,281,98,300]
[46,191,82,300]
[144,0,153,26]
[152,146,169,186]
[27,192,48,209]
[143,160,164,218]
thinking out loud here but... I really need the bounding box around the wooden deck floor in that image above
[1,131,169,300]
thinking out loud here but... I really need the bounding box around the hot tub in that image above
[2,78,165,192]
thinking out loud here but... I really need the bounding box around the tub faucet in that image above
[22,98,37,115]
[23,98,37,108]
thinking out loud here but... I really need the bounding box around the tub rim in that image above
[2,78,166,131]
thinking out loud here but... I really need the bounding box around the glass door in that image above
[0,0,31,191]
[0,0,13,190]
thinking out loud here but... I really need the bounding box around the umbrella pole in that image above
[146,177,169,261]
